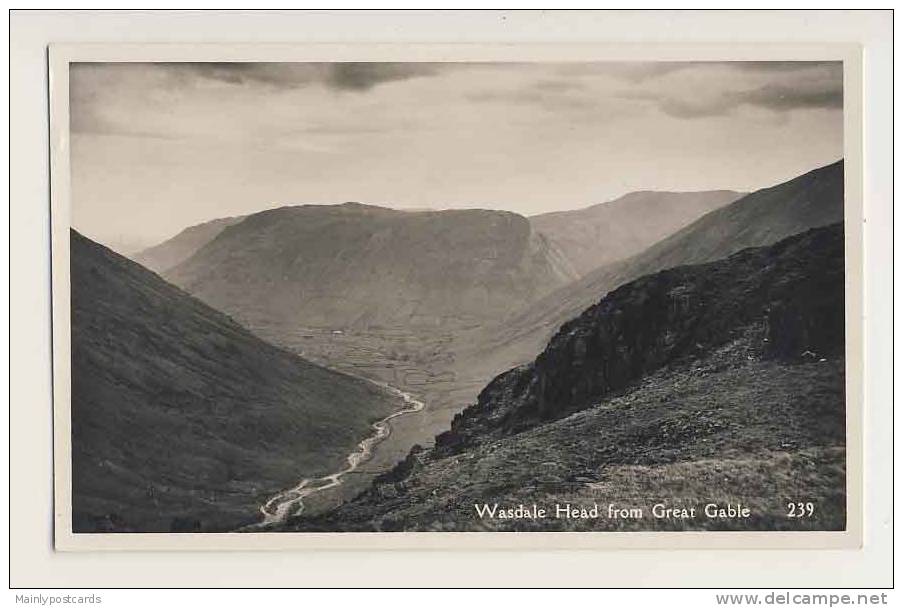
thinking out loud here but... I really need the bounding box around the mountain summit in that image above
[164,204,577,331]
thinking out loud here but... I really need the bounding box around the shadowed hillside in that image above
[71,230,400,532]
[530,190,743,276]
[283,223,846,532]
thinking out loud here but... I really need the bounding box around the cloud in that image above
[740,82,843,111]
[466,78,597,112]
[69,62,447,138]
[468,89,594,111]
[625,80,842,119]
[728,61,842,74]
[616,61,843,119]
[553,62,692,82]
[69,64,181,137]
[530,79,588,93]
[605,60,841,82]
[176,62,441,92]
[70,112,182,140]
[468,61,843,119]
[69,60,844,143]
[326,63,440,91]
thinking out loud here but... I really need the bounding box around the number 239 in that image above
[787,502,815,518]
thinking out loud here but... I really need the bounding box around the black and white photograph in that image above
[53,53,858,544]
[8,6,896,595]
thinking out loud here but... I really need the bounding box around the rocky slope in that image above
[71,230,400,532]
[530,190,743,276]
[164,203,577,332]
[133,215,245,274]
[283,223,846,532]
[464,160,844,377]
[438,223,844,450]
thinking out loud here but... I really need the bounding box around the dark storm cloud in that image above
[178,62,441,92]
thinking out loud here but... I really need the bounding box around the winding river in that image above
[242,380,426,530]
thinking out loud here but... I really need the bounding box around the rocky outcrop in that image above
[436,223,845,453]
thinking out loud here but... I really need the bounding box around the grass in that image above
[287,342,846,532]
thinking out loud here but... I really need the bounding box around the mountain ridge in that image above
[529,189,744,276]
[134,215,246,274]
[462,159,844,378]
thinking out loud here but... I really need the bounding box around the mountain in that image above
[70,230,401,532]
[164,203,578,332]
[464,160,844,376]
[285,223,846,532]
[530,190,743,276]
[133,216,245,274]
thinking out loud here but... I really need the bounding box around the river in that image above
[241,379,426,530]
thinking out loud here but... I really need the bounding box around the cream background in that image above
[10,9,893,587]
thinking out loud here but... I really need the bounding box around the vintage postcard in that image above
[49,43,863,551]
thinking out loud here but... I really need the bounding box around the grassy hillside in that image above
[133,215,245,274]
[530,190,742,276]
[71,230,400,532]
[164,203,577,333]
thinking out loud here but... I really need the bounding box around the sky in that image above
[69,61,844,254]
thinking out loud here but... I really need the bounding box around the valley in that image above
[238,323,486,516]
[75,160,847,532]
[125,186,765,518]
[61,57,852,546]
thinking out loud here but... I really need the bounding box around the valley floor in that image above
[241,322,490,517]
